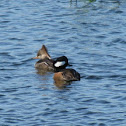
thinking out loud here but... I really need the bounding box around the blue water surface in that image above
[0,0,126,125]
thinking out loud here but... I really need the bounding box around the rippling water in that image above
[0,0,126,125]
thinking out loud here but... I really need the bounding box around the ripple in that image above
[85,75,103,80]
[0,94,5,97]
[96,100,111,104]
[75,107,88,111]
[0,20,10,23]
[85,110,104,116]
[1,88,18,93]
[9,37,25,41]
[0,68,16,70]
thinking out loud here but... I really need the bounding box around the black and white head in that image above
[53,56,69,70]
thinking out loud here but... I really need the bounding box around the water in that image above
[0,0,126,125]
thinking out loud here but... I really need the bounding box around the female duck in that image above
[33,45,54,71]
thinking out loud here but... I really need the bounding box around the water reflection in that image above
[70,0,121,10]
[70,0,77,7]
[70,0,96,3]
[36,68,53,76]
[54,80,71,89]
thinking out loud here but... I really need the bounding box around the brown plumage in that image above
[33,45,51,60]
[33,45,54,71]
[54,69,80,81]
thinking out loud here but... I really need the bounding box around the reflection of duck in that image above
[33,45,69,71]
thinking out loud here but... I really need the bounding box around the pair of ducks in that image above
[33,45,80,82]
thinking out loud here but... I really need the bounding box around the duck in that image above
[53,59,80,81]
[33,45,54,71]
[33,45,69,71]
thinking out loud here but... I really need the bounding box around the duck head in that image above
[33,45,51,59]
[53,56,69,71]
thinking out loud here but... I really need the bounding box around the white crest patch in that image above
[54,61,65,67]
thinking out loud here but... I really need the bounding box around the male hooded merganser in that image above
[53,59,80,81]
[33,45,69,71]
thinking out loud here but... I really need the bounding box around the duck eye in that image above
[54,61,65,67]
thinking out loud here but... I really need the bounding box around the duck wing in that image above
[62,69,80,81]
[35,59,54,70]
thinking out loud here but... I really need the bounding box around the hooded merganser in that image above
[53,58,80,81]
[33,45,69,71]
[33,45,54,71]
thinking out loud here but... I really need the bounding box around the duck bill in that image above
[32,56,39,59]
